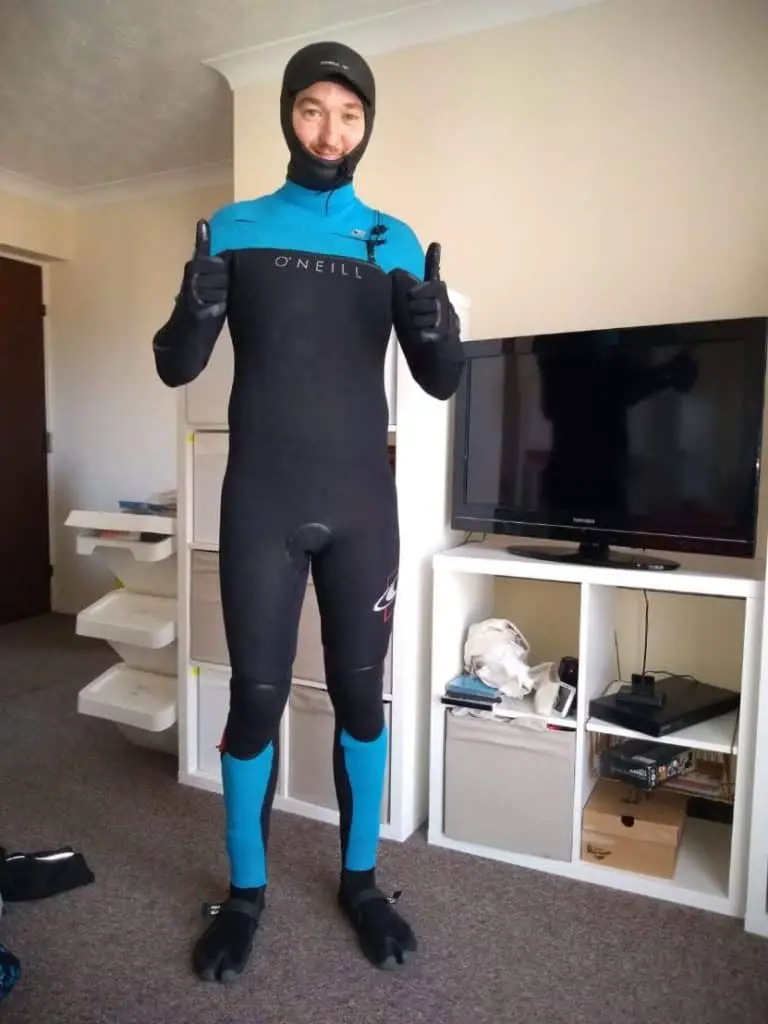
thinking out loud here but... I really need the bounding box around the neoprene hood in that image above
[280,41,376,191]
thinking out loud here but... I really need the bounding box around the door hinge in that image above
[41,303,47,316]
[45,431,52,453]
[49,564,54,579]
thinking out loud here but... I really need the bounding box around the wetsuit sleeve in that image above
[152,209,229,388]
[390,222,465,401]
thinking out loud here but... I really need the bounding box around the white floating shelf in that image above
[76,590,177,649]
[76,532,176,562]
[78,664,177,732]
[586,708,739,755]
[65,508,176,536]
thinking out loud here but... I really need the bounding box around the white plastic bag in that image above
[463,618,536,699]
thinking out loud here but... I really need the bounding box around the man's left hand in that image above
[391,242,459,345]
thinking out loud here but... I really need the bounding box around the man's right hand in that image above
[180,219,228,320]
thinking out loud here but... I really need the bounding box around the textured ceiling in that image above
[0,0,599,194]
[0,0,416,190]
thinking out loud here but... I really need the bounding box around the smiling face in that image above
[291,79,366,162]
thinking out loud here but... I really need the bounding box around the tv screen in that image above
[451,317,767,569]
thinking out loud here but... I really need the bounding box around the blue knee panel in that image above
[340,725,388,871]
[222,744,274,888]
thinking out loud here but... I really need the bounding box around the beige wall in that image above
[235,0,767,335]
[0,188,75,261]
[47,181,232,611]
[369,0,767,336]
[231,0,768,685]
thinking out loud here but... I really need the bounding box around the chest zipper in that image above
[366,214,388,264]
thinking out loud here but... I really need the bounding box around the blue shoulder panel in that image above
[206,183,425,280]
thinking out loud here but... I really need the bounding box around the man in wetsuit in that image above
[152,40,465,983]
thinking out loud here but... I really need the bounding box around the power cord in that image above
[615,591,650,683]
[458,531,487,546]
[641,588,649,678]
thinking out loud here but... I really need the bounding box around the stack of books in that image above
[441,674,501,711]
[118,490,177,516]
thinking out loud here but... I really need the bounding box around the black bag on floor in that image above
[0,846,94,902]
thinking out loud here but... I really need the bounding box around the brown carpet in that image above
[1,613,766,1024]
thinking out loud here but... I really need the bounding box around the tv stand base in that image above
[504,541,680,571]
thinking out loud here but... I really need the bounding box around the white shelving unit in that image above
[65,509,178,752]
[176,292,472,842]
[745,539,768,937]
[428,544,763,917]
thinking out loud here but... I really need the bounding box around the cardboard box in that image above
[581,779,688,879]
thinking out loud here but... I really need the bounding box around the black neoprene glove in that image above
[391,243,465,400]
[391,243,460,346]
[153,218,229,388]
[178,219,228,320]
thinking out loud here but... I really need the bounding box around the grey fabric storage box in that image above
[190,551,228,665]
[444,711,576,861]
[288,685,391,823]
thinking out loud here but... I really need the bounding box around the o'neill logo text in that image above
[274,255,363,278]
[373,571,398,622]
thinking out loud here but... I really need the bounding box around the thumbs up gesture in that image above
[391,241,459,346]
[180,218,228,320]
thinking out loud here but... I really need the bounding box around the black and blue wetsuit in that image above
[152,39,465,984]
[210,182,428,884]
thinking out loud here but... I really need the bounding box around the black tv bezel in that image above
[450,318,768,561]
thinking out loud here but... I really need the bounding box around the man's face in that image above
[291,80,365,162]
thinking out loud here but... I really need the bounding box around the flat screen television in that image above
[451,316,767,570]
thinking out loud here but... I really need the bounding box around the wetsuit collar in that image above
[276,178,358,214]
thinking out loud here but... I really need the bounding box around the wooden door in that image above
[0,255,51,623]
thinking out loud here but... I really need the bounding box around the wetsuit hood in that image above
[280,41,376,192]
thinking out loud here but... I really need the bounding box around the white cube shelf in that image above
[428,544,762,919]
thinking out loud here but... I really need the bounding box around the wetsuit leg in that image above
[310,490,417,969]
[192,468,309,984]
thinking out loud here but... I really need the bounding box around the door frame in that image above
[0,250,57,611]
